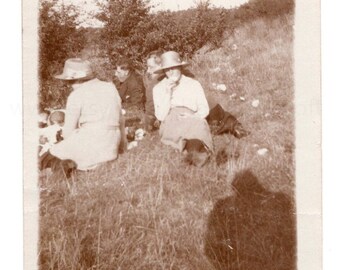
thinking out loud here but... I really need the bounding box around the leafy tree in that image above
[39,0,85,80]
[39,0,86,110]
[95,0,151,63]
[96,0,233,64]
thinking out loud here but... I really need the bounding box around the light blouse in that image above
[153,75,209,121]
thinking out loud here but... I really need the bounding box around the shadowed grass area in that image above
[205,170,296,270]
[38,14,295,270]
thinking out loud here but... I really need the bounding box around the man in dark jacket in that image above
[115,57,145,110]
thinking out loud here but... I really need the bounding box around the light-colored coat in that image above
[50,78,123,170]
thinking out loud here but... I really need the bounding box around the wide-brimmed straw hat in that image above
[54,58,93,80]
[154,51,188,74]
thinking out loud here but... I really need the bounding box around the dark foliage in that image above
[94,0,294,65]
[95,0,235,65]
[231,0,295,25]
[39,0,86,80]
[39,0,86,110]
[38,0,295,110]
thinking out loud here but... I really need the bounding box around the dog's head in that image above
[207,104,250,138]
[206,104,225,125]
[183,139,211,167]
[212,114,250,139]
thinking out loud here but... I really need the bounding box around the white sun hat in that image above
[54,58,93,80]
[154,51,189,74]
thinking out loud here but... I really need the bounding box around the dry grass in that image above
[39,14,295,269]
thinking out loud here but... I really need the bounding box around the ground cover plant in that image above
[38,1,295,269]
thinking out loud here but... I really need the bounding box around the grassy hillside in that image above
[192,13,294,193]
[39,13,295,270]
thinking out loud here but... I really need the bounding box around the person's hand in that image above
[153,120,160,129]
[165,78,178,93]
[39,135,48,145]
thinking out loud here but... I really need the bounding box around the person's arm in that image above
[63,92,81,138]
[193,81,210,118]
[153,82,172,121]
[117,83,127,103]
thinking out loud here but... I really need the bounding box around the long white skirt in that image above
[160,107,213,152]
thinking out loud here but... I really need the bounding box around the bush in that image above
[39,0,86,110]
[39,0,86,80]
[234,0,295,22]
[38,0,295,110]
[141,8,234,58]
[250,0,295,16]
[96,1,235,64]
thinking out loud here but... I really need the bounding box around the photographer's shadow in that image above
[205,170,296,270]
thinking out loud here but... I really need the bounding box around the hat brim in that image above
[154,62,189,74]
[54,73,93,80]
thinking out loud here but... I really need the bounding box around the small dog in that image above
[207,104,250,138]
[183,139,211,167]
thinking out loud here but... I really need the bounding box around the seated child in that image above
[39,109,65,156]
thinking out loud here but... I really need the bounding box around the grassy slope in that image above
[39,14,294,270]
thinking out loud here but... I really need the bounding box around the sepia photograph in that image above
[22,0,321,269]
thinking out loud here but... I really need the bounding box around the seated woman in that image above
[40,58,125,172]
[153,51,213,160]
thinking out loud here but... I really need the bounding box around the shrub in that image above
[39,0,86,80]
[38,0,86,110]
[38,0,295,110]
[95,1,235,64]
[235,0,295,22]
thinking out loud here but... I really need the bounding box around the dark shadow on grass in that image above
[205,170,296,270]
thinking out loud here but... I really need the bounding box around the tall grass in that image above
[39,14,295,269]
